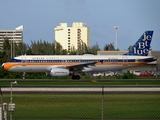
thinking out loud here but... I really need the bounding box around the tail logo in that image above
[132,31,153,55]
[142,32,152,41]
[125,31,153,56]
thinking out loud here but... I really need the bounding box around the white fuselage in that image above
[3,55,155,73]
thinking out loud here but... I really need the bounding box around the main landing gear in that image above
[22,72,26,80]
[72,74,80,80]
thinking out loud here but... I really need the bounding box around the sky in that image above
[0,0,160,50]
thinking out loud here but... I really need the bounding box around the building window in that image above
[77,29,81,32]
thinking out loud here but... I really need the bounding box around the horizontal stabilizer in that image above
[137,57,157,62]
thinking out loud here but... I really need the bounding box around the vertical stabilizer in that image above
[125,31,153,56]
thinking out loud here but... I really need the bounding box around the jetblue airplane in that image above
[2,31,156,80]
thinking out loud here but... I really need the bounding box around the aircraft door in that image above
[61,58,65,64]
[65,58,69,64]
[61,57,69,65]
[21,56,26,66]
[123,57,128,66]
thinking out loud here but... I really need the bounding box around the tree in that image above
[3,37,11,61]
[69,46,77,55]
[128,46,132,51]
[54,41,63,55]
[15,42,29,55]
[0,51,6,64]
[61,49,68,55]
[26,47,33,55]
[77,41,90,55]
[104,43,115,51]
[88,42,101,55]
[30,40,53,55]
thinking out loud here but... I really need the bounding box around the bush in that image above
[122,71,136,79]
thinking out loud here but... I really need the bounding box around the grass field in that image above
[1,79,160,119]
[2,93,160,119]
[1,79,160,86]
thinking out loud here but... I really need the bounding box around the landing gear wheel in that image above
[22,72,26,80]
[72,75,80,80]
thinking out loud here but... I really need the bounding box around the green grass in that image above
[2,93,160,119]
[1,79,160,86]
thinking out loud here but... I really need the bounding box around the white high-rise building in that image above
[0,25,23,50]
[54,22,90,52]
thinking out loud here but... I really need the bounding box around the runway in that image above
[1,86,160,94]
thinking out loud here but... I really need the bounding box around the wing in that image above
[65,61,98,71]
[46,61,103,72]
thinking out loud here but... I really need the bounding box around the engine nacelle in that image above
[82,67,93,72]
[50,68,69,77]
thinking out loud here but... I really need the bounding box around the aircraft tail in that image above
[124,31,154,56]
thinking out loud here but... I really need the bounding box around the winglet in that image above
[124,31,154,56]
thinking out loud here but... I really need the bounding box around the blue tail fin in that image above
[124,31,154,56]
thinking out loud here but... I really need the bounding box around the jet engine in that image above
[49,68,69,77]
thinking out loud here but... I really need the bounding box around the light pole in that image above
[9,81,18,120]
[10,39,13,59]
[54,40,56,55]
[13,30,15,57]
[114,26,119,50]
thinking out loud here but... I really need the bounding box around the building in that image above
[0,25,23,50]
[54,22,90,52]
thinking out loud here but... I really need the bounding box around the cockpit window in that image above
[9,59,13,62]
[9,59,16,62]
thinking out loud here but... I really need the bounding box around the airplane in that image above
[1,31,157,80]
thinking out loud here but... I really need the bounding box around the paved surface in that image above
[1,86,160,94]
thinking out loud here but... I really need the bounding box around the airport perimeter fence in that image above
[0,86,160,120]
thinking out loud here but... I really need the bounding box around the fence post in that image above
[102,86,104,120]
[0,87,3,120]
